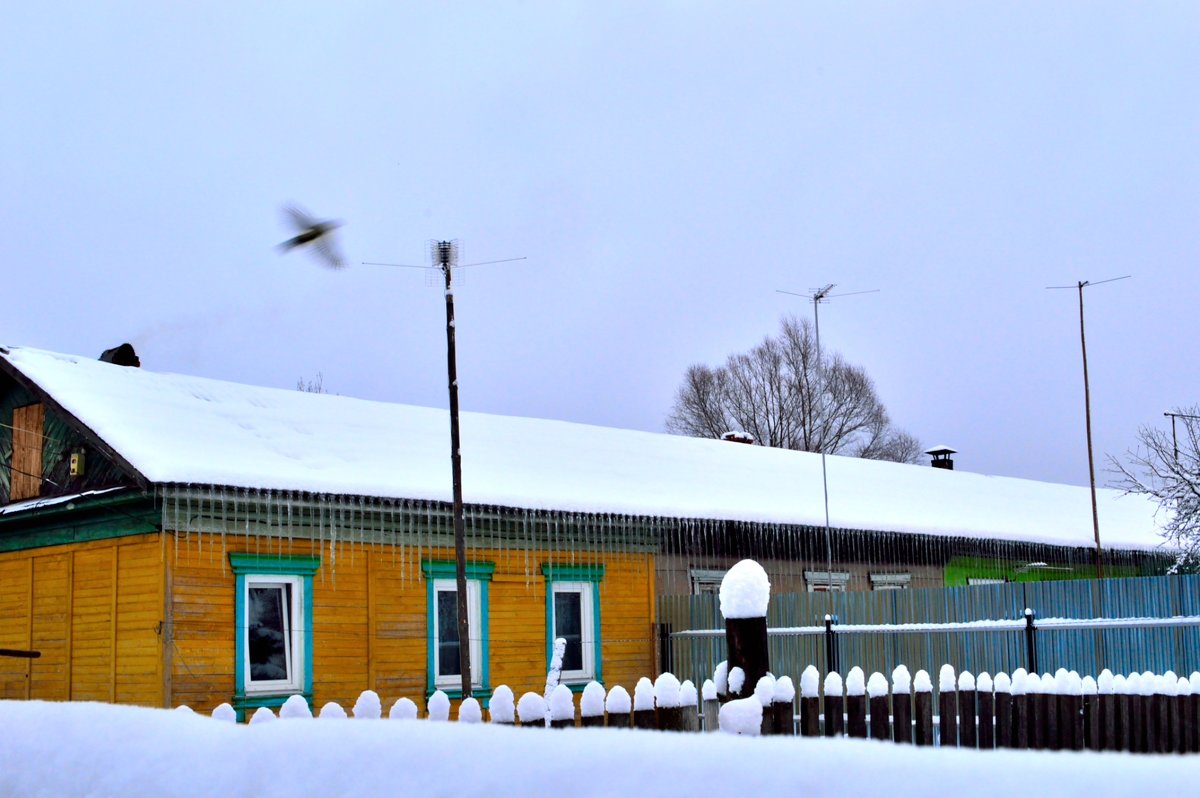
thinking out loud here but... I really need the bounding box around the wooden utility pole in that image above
[437,240,472,698]
[1077,281,1104,580]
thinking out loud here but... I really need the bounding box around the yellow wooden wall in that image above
[0,534,165,705]
[168,533,657,715]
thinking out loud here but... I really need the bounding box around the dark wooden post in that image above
[957,675,977,749]
[701,691,720,733]
[1064,688,1083,751]
[824,615,839,677]
[1186,690,1199,754]
[846,693,867,738]
[1083,680,1100,751]
[580,682,607,728]
[977,674,994,750]
[1099,690,1116,751]
[1129,686,1146,753]
[938,666,958,748]
[1154,689,1170,754]
[800,695,821,736]
[771,676,796,735]
[1172,692,1186,754]
[1027,679,1043,750]
[870,694,890,741]
[580,712,605,728]
[633,707,657,729]
[893,692,912,744]
[1023,609,1038,674]
[914,688,934,747]
[1116,690,1132,752]
[824,673,844,738]
[1043,687,1059,752]
[994,674,1012,749]
[658,706,685,732]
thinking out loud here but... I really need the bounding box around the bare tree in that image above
[666,316,921,464]
[1110,407,1200,571]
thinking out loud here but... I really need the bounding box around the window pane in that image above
[437,590,460,677]
[248,585,290,682]
[554,591,583,672]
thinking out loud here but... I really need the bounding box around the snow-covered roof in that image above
[0,345,1165,551]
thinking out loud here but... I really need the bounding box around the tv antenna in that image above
[1046,275,1130,580]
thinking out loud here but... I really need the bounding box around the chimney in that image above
[99,343,140,368]
[925,445,956,470]
[721,431,755,445]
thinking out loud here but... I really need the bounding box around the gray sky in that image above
[3,2,1197,489]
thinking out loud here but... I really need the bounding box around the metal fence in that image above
[659,573,1200,688]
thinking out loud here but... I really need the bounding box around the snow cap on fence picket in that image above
[754,675,776,706]
[549,684,576,721]
[352,690,382,719]
[958,671,975,691]
[1065,672,1083,696]
[459,697,483,723]
[1156,675,1174,696]
[774,675,796,703]
[1178,677,1191,696]
[892,664,912,694]
[174,705,194,714]
[728,667,746,695]
[993,672,1011,694]
[517,692,547,725]
[702,679,717,701]
[655,672,683,708]
[634,677,655,710]
[846,667,866,697]
[680,679,699,707]
[1139,671,1156,696]
[977,672,993,693]
[718,695,763,736]
[428,690,451,721]
[867,672,889,699]
[489,687,514,723]
[319,702,347,719]
[249,706,277,724]
[1191,672,1200,694]
[939,664,956,692]
[801,665,821,698]
[606,684,632,715]
[280,694,313,720]
[714,661,729,695]
[1054,670,1070,695]
[1023,672,1042,695]
[581,681,607,717]
[212,703,236,723]
[1113,675,1129,695]
[1082,676,1098,696]
[1124,673,1140,695]
[1040,673,1056,695]
[719,559,771,619]
[1164,670,1178,690]
[913,670,932,693]
[388,697,418,721]
[824,671,843,697]
[1097,669,1115,694]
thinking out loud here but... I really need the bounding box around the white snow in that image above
[977,672,992,693]
[517,692,547,725]
[727,667,746,696]
[280,695,313,720]
[7,700,1199,798]
[388,697,417,721]
[1040,674,1056,695]
[1139,671,1155,696]
[913,670,932,694]
[581,681,607,717]
[754,675,776,706]
[701,679,717,702]
[846,667,866,697]
[717,696,763,736]
[634,677,655,711]
[248,706,276,724]
[212,703,236,723]
[892,664,912,694]
[1082,676,1097,696]
[1113,675,1129,695]
[654,672,682,708]
[489,686,515,723]
[939,664,956,692]
[1192,672,1200,694]
[1065,673,1083,697]
[458,697,483,724]
[1097,669,1114,695]
[1179,677,1192,696]
[605,685,632,715]
[867,672,889,699]
[993,672,1011,694]
[318,702,347,719]
[679,680,699,708]
[958,671,975,691]
[713,661,729,695]
[719,560,771,619]
[800,665,820,698]
[352,690,381,719]
[773,675,796,703]
[548,684,576,722]
[0,346,1166,551]
[824,671,843,697]
[427,690,450,721]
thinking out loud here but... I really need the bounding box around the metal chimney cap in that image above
[924,445,957,456]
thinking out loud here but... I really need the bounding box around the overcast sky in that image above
[3,2,1197,489]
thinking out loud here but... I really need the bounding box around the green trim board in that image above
[0,491,157,552]
[943,555,1140,586]
[230,553,320,717]
[542,563,605,685]
[422,560,495,698]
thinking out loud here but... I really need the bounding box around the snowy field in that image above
[2,701,1198,798]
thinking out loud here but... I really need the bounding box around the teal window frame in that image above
[422,560,494,702]
[230,553,320,721]
[542,563,605,687]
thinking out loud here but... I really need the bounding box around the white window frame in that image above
[870,573,912,591]
[243,575,304,696]
[968,577,1006,586]
[805,570,850,593]
[690,568,726,595]
[550,581,596,683]
[431,578,483,691]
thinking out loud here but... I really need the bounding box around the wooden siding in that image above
[168,533,656,714]
[0,534,164,705]
[11,403,44,501]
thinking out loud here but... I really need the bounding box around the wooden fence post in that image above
[799,665,820,737]
[680,679,700,732]
[1172,682,1186,754]
[580,681,606,728]
[654,673,685,732]
[914,670,933,747]
[938,665,957,748]
[1155,676,1172,754]
[957,671,977,749]
[892,666,913,745]
[633,677,657,729]
[1129,674,1146,753]
[846,667,867,739]
[824,671,844,738]
[1186,676,1200,754]
[771,676,796,735]
[993,672,1012,749]
[868,672,890,741]
[977,672,994,750]
[1115,677,1132,752]
[489,686,515,726]
[1082,676,1100,751]
[1025,672,1042,750]
[548,684,577,728]
[701,679,720,733]
[721,561,771,701]
[1041,673,1058,751]
[1064,672,1084,751]
[606,684,633,729]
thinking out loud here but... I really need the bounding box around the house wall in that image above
[167,532,656,715]
[656,552,946,595]
[0,533,165,705]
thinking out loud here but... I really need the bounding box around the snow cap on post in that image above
[1178,676,1191,696]
[1139,671,1155,696]
[1191,672,1200,694]
[824,671,843,698]
[867,672,889,699]
[754,674,776,706]
[581,681,607,717]
[318,701,347,719]
[388,697,419,720]
[1097,669,1115,695]
[427,690,451,721]
[728,667,746,696]
[211,703,236,723]
[352,690,382,719]
[719,559,770,619]
[280,694,313,720]
[1113,675,1129,695]
[701,679,717,702]
[248,706,276,724]
[459,697,483,723]
[1040,673,1056,695]
[993,672,1011,694]
[517,691,547,726]
[606,685,632,715]
[718,695,763,736]
[174,705,194,715]
[892,664,912,694]
[913,670,932,694]
[977,672,993,693]
[634,677,655,711]
[549,684,576,722]
[713,661,729,695]
[845,667,866,697]
[1081,676,1097,697]
[958,671,976,692]
[800,665,820,698]
[654,672,682,708]
[774,675,796,703]
[488,687,514,723]
[939,664,956,692]
[680,679,699,707]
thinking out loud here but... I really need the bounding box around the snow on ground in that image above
[2,700,1199,798]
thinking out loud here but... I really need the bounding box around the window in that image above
[870,573,911,591]
[543,564,604,684]
[968,577,1006,586]
[422,561,494,697]
[230,553,320,719]
[805,570,850,593]
[690,568,726,595]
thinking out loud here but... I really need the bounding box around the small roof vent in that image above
[924,445,956,470]
[99,343,141,368]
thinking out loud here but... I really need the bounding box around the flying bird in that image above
[277,205,345,269]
